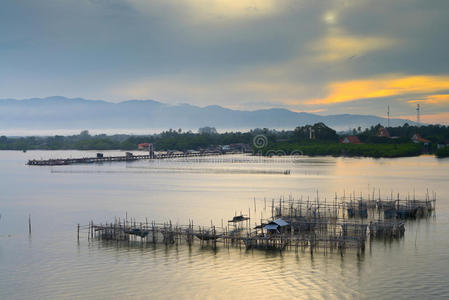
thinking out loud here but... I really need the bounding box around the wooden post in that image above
[77,224,80,241]
[248,208,251,235]
[28,214,32,235]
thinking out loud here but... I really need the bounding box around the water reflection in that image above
[0,152,448,299]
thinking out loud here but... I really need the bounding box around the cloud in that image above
[408,94,449,105]
[306,75,449,105]
[126,0,279,20]
[308,29,396,62]
[1,0,449,122]
[109,74,311,108]
[186,0,279,21]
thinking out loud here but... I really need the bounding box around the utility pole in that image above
[416,104,420,125]
[309,127,315,140]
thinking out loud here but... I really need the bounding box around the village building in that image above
[437,141,449,149]
[138,143,151,150]
[340,136,362,144]
[377,127,391,138]
[263,218,289,234]
[411,134,430,144]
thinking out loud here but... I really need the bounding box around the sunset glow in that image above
[307,75,449,105]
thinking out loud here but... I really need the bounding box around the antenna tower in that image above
[387,104,390,127]
[416,104,420,125]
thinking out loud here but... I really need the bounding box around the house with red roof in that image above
[411,134,430,144]
[138,143,151,150]
[340,136,362,144]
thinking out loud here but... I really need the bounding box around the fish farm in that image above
[80,190,436,256]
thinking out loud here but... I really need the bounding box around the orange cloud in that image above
[408,94,449,105]
[306,75,449,105]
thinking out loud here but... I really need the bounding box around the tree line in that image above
[1,123,448,158]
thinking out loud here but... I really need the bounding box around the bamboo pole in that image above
[28,214,32,235]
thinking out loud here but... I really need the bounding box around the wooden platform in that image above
[27,152,222,166]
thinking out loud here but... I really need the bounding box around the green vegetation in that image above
[436,147,449,158]
[292,123,339,142]
[0,129,252,151]
[1,123,448,158]
[358,123,449,144]
[261,142,422,158]
[256,122,447,158]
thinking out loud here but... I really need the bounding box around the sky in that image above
[1,0,449,124]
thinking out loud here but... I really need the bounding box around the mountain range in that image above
[0,96,418,133]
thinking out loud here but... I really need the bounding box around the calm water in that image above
[0,151,448,299]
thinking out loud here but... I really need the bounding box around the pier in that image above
[27,151,223,166]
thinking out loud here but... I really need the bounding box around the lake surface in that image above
[1,151,448,299]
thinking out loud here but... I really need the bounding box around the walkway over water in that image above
[27,151,223,166]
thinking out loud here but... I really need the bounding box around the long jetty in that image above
[27,151,223,166]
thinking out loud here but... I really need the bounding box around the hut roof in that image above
[272,218,289,226]
[263,224,280,231]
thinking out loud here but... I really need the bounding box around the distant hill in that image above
[0,96,418,132]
